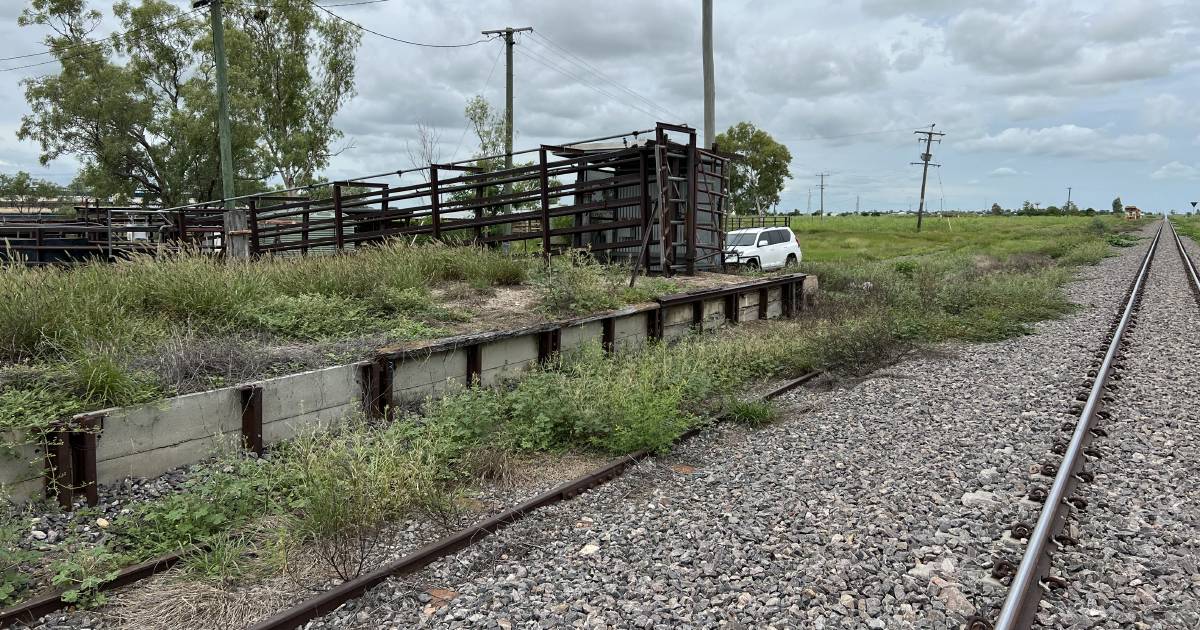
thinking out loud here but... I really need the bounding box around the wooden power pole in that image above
[481,26,533,173]
[194,0,248,258]
[702,0,715,149]
[911,124,944,232]
[482,26,532,244]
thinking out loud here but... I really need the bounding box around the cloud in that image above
[1004,95,1071,120]
[1142,93,1199,127]
[946,7,1084,75]
[988,167,1019,177]
[742,35,890,96]
[1086,1,1170,42]
[860,0,1014,19]
[959,125,1168,161]
[1151,161,1200,180]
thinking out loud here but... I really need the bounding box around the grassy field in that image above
[0,213,1150,611]
[1171,214,1200,241]
[790,213,1141,262]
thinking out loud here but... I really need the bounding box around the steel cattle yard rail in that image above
[970,222,1166,630]
[0,123,731,276]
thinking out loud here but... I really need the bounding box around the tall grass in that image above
[0,244,536,415]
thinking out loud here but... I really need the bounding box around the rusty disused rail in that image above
[246,370,822,630]
[978,222,1163,630]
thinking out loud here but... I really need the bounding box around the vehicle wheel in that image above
[745,258,760,271]
[785,254,798,269]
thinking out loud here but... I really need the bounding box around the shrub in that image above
[0,514,37,606]
[533,250,624,316]
[725,399,777,427]
[50,546,123,608]
[240,293,380,341]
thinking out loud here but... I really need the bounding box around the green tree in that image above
[1112,196,1123,213]
[0,171,64,209]
[714,122,792,215]
[458,95,544,214]
[989,202,1003,215]
[17,0,359,205]
[229,0,360,188]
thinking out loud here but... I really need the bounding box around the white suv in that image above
[724,227,802,271]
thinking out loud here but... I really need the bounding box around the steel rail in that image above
[992,221,1163,630]
[247,370,822,630]
[1169,219,1200,299]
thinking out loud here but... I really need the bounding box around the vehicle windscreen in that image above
[726,232,758,246]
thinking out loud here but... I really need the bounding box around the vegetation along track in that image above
[242,371,820,630]
[0,372,818,630]
[970,219,1199,629]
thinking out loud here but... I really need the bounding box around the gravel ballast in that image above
[300,234,1162,629]
[1035,229,1200,629]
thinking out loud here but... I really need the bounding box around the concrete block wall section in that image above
[0,437,42,502]
[1,274,810,504]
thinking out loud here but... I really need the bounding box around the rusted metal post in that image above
[76,415,100,507]
[758,287,769,320]
[537,328,562,364]
[539,147,551,260]
[301,200,310,255]
[465,343,482,385]
[430,165,442,241]
[602,317,616,354]
[332,183,345,251]
[725,293,739,324]
[473,183,485,244]
[639,150,650,271]
[358,359,391,420]
[247,198,259,256]
[46,425,74,508]
[239,385,263,455]
[686,131,698,274]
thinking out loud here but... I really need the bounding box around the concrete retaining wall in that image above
[3,273,810,504]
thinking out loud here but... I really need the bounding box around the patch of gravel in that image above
[300,234,1157,629]
[1034,229,1200,629]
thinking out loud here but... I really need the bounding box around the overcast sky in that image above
[2,0,1200,213]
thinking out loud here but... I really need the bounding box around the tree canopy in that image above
[0,171,64,209]
[1112,197,1123,213]
[714,122,792,215]
[16,0,360,206]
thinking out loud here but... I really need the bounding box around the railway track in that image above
[7,221,1195,630]
[970,219,1198,629]
[0,372,820,630]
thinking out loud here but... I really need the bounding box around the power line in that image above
[525,30,681,121]
[452,46,504,159]
[316,0,391,6]
[303,0,489,48]
[0,6,208,73]
[778,128,915,143]
[0,5,208,65]
[513,44,664,121]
